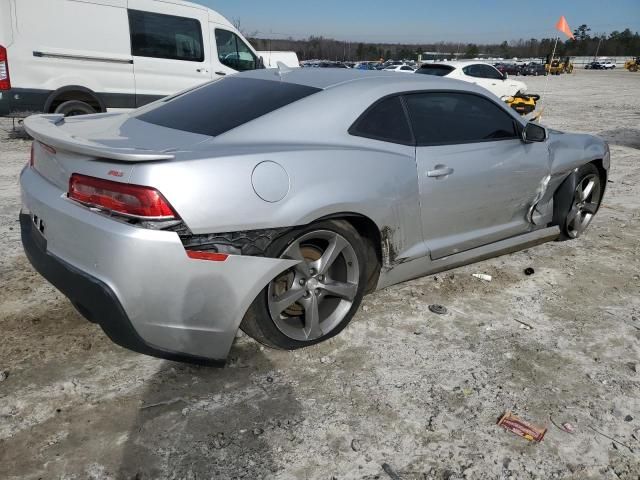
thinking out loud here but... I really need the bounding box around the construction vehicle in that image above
[545,55,573,75]
[562,56,574,73]
[505,93,540,115]
[625,57,639,72]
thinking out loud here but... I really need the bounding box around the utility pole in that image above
[593,37,602,60]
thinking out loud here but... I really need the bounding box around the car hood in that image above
[507,79,527,93]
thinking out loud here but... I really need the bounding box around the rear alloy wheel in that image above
[564,165,603,239]
[241,220,369,350]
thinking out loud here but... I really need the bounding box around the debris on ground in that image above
[588,425,635,453]
[0,370,9,382]
[351,438,361,452]
[549,414,576,434]
[514,319,534,330]
[472,273,493,282]
[524,267,535,276]
[497,411,547,442]
[428,304,448,315]
[382,462,403,480]
[139,397,188,410]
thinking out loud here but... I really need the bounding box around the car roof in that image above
[422,60,495,68]
[238,67,469,91]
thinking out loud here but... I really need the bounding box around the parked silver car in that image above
[20,69,609,364]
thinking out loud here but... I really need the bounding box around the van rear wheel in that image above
[54,100,96,117]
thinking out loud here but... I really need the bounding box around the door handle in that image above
[214,71,227,76]
[427,166,454,178]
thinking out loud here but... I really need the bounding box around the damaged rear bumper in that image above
[19,167,297,363]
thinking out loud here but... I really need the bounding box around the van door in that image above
[127,0,211,106]
[210,25,259,78]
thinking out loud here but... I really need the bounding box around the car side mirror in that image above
[502,72,508,80]
[257,56,265,69]
[522,122,547,143]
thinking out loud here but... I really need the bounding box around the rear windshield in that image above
[415,65,455,77]
[135,77,320,137]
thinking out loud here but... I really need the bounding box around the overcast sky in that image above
[193,0,640,43]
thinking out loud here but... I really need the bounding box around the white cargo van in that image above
[0,0,264,116]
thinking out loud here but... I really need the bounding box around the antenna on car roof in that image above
[275,61,293,80]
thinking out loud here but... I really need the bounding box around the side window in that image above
[128,10,204,62]
[215,29,257,71]
[463,64,502,79]
[350,96,413,144]
[404,92,518,146]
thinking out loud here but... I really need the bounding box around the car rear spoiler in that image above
[23,114,175,162]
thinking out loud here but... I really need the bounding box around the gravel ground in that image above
[1,69,639,480]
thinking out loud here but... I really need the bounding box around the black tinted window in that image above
[215,29,256,71]
[135,77,320,137]
[463,64,503,79]
[350,96,413,144]
[405,92,518,146]
[416,65,455,76]
[129,10,203,62]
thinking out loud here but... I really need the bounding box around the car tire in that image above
[241,219,370,350]
[54,100,96,117]
[556,163,603,240]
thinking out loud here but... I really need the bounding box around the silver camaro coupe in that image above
[20,68,609,364]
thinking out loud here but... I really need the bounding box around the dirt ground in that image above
[1,69,639,480]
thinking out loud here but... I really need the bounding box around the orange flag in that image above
[555,16,575,39]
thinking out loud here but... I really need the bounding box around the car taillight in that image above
[0,45,10,91]
[68,174,177,219]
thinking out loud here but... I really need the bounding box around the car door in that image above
[462,64,507,97]
[405,91,550,260]
[211,26,259,77]
[127,0,212,106]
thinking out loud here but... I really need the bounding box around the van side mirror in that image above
[257,56,265,69]
[502,72,508,80]
[522,122,547,143]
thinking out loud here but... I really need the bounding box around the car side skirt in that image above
[377,226,560,289]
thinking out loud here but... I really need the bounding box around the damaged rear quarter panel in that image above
[129,144,424,267]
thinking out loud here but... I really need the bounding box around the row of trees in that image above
[247,26,640,61]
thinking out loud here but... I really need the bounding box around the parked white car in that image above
[258,51,300,68]
[384,65,416,73]
[0,0,264,116]
[600,61,616,70]
[416,61,527,99]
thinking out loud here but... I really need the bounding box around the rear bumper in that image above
[20,167,297,363]
[0,88,50,116]
[20,213,224,365]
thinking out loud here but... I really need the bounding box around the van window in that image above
[128,10,204,62]
[215,29,257,71]
[135,77,320,137]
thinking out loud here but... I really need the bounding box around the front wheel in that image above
[241,220,369,350]
[561,164,603,239]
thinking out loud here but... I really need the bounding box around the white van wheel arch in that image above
[44,86,105,114]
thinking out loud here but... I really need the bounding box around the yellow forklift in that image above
[562,56,574,73]
[625,57,639,72]
[545,55,573,75]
